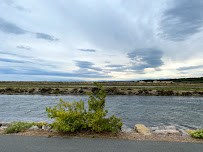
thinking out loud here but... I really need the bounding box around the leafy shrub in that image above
[5,121,32,134]
[46,83,122,133]
[191,129,203,139]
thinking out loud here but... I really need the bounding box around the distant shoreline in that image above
[0,86,202,96]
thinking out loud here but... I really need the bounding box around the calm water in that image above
[0,95,203,129]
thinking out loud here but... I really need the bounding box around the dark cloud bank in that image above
[127,48,164,73]
[160,0,203,41]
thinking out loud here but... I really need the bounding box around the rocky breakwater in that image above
[132,124,188,136]
[149,125,188,135]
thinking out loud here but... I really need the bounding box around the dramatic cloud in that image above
[36,33,58,42]
[128,48,164,72]
[78,49,96,52]
[0,0,203,81]
[177,65,203,71]
[160,0,203,41]
[17,45,31,50]
[0,17,26,34]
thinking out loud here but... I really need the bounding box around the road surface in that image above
[0,135,202,152]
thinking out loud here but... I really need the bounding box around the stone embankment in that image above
[121,124,189,136]
[0,87,202,96]
[1,121,202,143]
[0,120,196,136]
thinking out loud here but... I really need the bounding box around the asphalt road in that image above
[0,135,203,152]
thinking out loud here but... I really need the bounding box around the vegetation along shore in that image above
[0,84,202,96]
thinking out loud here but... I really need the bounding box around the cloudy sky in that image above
[0,0,203,81]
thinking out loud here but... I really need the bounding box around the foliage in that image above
[4,121,32,134]
[191,129,203,139]
[31,122,47,128]
[46,82,122,133]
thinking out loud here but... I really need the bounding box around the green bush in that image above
[5,121,32,134]
[191,129,203,139]
[46,82,122,133]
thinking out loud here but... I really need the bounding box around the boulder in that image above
[178,129,188,135]
[134,124,151,135]
[150,127,159,131]
[28,126,39,131]
[0,126,8,130]
[121,125,133,133]
[50,129,57,132]
[159,126,165,130]
[165,125,176,130]
[154,130,179,134]
[1,122,10,126]
[42,125,52,131]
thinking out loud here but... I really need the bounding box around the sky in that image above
[0,0,203,81]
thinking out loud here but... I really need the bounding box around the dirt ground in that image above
[1,129,202,143]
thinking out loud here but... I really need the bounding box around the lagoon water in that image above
[0,95,203,130]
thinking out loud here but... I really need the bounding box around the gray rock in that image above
[50,129,57,132]
[42,125,52,131]
[178,129,188,135]
[1,122,10,126]
[150,127,159,131]
[121,125,133,133]
[0,126,8,130]
[0,127,4,131]
[159,126,165,130]
[165,125,177,130]
[154,130,179,134]
[28,126,39,131]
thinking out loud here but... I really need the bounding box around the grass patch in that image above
[4,121,32,134]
